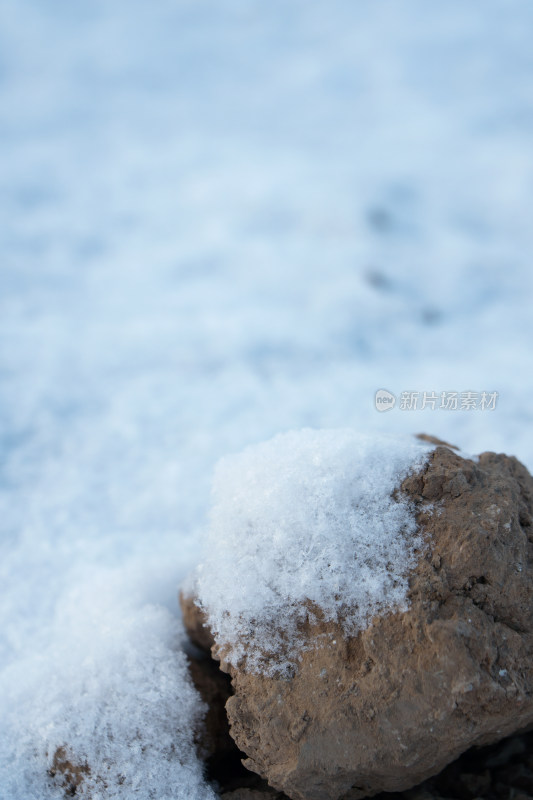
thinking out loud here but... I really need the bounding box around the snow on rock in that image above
[197,444,533,800]
[195,429,434,674]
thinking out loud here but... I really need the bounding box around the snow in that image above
[1,0,533,796]
[2,566,215,800]
[196,430,433,675]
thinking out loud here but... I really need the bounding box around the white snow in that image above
[196,430,433,674]
[2,566,215,800]
[1,0,533,796]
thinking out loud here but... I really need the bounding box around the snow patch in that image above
[0,565,216,800]
[196,429,433,675]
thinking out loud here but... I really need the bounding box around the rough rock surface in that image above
[216,729,533,800]
[183,441,533,800]
[182,591,217,654]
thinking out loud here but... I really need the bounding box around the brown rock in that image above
[186,652,234,765]
[181,589,216,653]
[180,589,228,764]
[193,443,533,800]
[181,593,279,794]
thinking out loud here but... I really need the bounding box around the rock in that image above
[186,650,235,767]
[181,589,216,654]
[221,789,287,799]
[48,747,90,797]
[401,728,533,800]
[181,605,284,795]
[181,589,243,783]
[180,589,230,769]
[184,441,533,800]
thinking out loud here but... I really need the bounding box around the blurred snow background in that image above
[1,0,533,797]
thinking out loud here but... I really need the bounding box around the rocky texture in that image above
[186,649,237,773]
[48,747,90,797]
[216,729,533,800]
[183,442,533,800]
[182,591,217,654]
[183,628,284,797]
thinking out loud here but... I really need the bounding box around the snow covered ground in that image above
[1,0,533,797]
